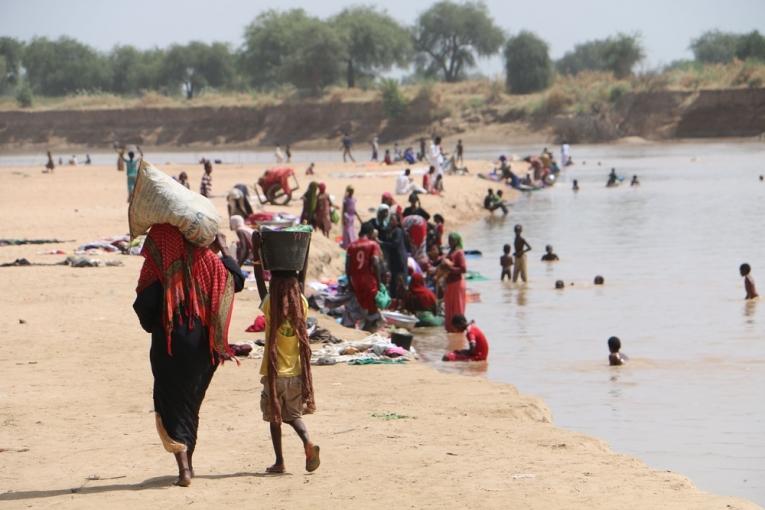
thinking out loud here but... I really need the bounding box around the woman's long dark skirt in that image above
[150,317,217,453]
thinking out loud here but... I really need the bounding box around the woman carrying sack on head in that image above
[133,224,245,487]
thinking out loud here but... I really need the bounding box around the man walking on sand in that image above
[200,160,213,197]
[342,132,355,163]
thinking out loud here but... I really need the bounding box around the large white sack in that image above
[129,161,220,246]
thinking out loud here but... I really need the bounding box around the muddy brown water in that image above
[414,141,765,505]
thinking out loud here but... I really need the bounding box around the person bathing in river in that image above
[442,315,489,362]
[260,271,320,474]
[513,224,532,283]
[572,179,579,191]
[500,244,513,281]
[740,263,759,300]
[442,232,467,332]
[607,168,619,187]
[608,336,628,366]
[541,244,559,262]
[630,175,640,186]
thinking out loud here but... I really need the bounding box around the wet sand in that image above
[0,159,760,509]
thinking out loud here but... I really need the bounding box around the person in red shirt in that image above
[344,223,384,331]
[442,315,489,362]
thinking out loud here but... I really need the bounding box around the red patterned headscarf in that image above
[136,223,235,362]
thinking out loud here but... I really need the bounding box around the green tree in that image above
[240,10,344,93]
[239,9,315,89]
[0,56,7,93]
[23,37,111,95]
[109,45,165,94]
[503,31,552,94]
[331,6,412,88]
[16,81,33,107]
[281,20,345,94]
[557,33,643,78]
[413,1,504,82]
[0,37,24,90]
[736,31,765,61]
[379,78,408,118]
[690,30,740,63]
[159,42,235,99]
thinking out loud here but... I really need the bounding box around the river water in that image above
[414,141,765,505]
[3,141,763,503]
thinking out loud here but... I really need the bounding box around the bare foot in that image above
[305,444,320,472]
[175,468,191,487]
[266,463,285,474]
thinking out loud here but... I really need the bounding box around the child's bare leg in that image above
[267,422,285,473]
[286,419,320,472]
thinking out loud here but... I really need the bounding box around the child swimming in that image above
[608,336,628,366]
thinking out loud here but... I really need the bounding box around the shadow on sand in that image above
[0,471,279,502]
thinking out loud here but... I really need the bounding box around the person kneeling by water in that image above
[260,271,320,474]
[442,314,489,362]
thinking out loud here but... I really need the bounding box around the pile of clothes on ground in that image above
[232,316,416,365]
[76,234,144,255]
[0,256,123,268]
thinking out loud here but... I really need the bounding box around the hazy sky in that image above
[1,0,764,75]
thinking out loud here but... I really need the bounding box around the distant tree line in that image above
[1,2,764,105]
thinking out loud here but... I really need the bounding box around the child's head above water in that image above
[451,314,469,331]
[740,263,752,277]
[608,336,621,353]
[503,243,511,254]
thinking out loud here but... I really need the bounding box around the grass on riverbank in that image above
[2,61,763,125]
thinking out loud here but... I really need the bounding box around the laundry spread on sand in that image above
[311,334,417,365]
[76,234,144,255]
[0,256,123,268]
[0,238,73,246]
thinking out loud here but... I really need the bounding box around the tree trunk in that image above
[346,59,355,88]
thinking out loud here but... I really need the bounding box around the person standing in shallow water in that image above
[512,224,532,283]
[442,232,467,332]
[740,263,759,300]
[133,226,245,487]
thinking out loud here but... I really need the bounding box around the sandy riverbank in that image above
[0,160,759,509]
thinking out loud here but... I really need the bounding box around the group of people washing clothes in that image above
[484,146,569,192]
[338,187,486,362]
